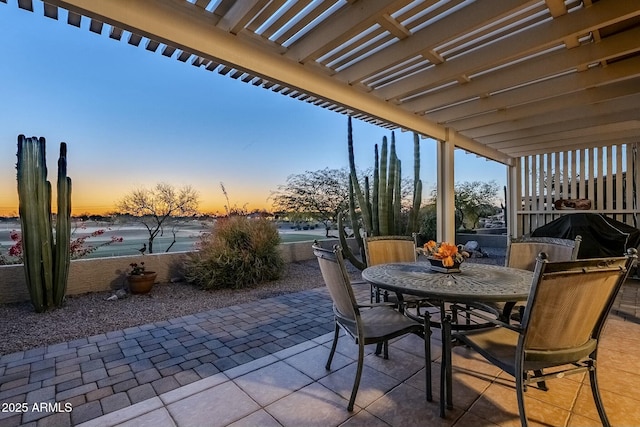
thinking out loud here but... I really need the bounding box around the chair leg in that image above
[440,314,452,418]
[375,342,383,356]
[424,312,432,402]
[348,341,365,412]
[374,341,390,358]
[515,363,529,427]
[444,315,453,410]
[326,323,339,370]
[533,369,548,391]
[589,367,611,427]
[500,301,516,323]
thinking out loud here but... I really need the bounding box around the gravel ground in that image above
[0,260,335,356]
[0,249,505,356]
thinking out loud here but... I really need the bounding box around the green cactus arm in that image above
[348,179,365,251]
[17,136,45,312]
[378,137,389,235]
[54,142,71,307]
[387,133,397,235]
[372,144,379,236]
[394,159,402,233]
[364,175,371,221]
[338,212,366,270]
[408,133,423,233]
[40,179,54,308]
[409,179,423,233]
[347,117,372,234]
[413,133,420,189]
[338,179,366,269]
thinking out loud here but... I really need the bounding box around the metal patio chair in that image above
[313,243,431,411]
[506,235,581,271]
[363,234,424,305]
[443,250,636,426]
[486,235,582,323]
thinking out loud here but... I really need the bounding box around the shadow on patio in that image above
[79,281,640,427]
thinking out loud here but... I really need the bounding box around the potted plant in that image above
[127,262,157,294]
[420,241,469,273]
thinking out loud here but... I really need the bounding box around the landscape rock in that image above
[463,241,487,258]
[463,241,480,252]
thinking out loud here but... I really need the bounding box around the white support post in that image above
[507,158,521,238]
[436,133,456,243]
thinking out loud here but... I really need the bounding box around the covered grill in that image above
[531,213,640,259]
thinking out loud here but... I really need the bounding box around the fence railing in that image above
[516,143,638,235]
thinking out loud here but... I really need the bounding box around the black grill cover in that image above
[531,213,640,259]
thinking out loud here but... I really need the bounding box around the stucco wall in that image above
[0,252,187,304]
[0,239,357,304]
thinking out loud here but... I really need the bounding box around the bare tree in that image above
[117,183,199,253]
[271,168,351,237]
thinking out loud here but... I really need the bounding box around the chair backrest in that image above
[521,251,635,353]
[506,235,581,271]
[364,234,417,267]
[312,243,358,325]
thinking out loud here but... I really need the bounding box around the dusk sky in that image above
[0,2,507,216]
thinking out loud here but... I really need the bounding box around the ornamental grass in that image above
[184,216,284,289]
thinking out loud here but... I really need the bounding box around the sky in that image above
[0,2,507,217]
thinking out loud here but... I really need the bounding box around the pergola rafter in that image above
[4,0,640,241]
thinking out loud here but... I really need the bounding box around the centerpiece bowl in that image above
[419,241,467,273]
[426,256,461,273]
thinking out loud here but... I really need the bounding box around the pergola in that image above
[8,0,640,240]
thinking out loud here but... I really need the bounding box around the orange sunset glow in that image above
[0,5,506,220]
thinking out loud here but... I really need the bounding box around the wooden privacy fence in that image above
[516,143,639,236]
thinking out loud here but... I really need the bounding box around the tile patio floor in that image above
[1,263,640,427]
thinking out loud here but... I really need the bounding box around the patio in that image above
[1,259,639,427]
[1,2,639,425]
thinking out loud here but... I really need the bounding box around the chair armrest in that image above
[450,303,523,333]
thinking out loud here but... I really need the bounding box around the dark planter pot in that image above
[427,257,461,273]
[127,272,157,294]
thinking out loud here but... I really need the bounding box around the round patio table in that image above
[362,261,533,417]
[362,261,532,304]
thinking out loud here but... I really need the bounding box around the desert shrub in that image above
[184,216,284,289]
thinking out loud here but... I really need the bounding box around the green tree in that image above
[418,203,438,243]
[117,183,199,253]
[271,168,351,237]
[420,180,500,237]
[455,180,500,229]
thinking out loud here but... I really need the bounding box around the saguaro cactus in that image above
[16,135,72,312]
[339,117,423,269]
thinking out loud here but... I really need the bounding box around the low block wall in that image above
[0,239,357,304]
[0,252,187,304]
[456,233,508,249]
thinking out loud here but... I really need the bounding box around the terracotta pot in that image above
[127,272,157,294]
